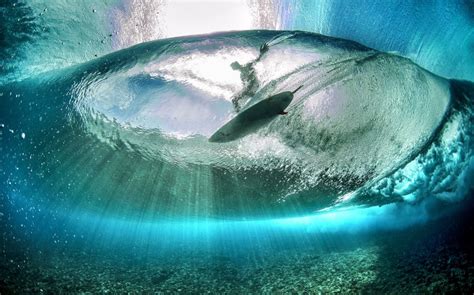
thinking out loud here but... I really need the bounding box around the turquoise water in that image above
[1,1,474,293]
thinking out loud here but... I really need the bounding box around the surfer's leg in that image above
[246,77,259,97]
[231,94,242,112]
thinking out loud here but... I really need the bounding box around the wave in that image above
[1,30,472,218]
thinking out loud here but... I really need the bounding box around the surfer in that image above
[230,42,269,111]
[230,33,297,112]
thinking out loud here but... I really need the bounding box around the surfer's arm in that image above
[260,43,269,54]
[254,43,269,62]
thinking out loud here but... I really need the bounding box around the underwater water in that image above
[1,0,474,293]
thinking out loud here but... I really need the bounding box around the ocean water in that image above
[1,0,474,293]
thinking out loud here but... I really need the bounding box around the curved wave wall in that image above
[2,31,473,218]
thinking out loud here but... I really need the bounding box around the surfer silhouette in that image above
[230,42,269,111]
[230,33,296,112]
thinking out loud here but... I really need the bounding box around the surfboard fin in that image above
[292,85,304,94]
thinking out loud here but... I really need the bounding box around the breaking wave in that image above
[1,31,473,218]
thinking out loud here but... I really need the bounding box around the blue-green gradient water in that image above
[1,0,474,293]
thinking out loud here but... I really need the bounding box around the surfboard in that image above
[209,86,302,143]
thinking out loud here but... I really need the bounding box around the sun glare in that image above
[161,0,254,37]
